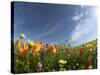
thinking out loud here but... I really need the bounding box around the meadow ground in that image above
[12,34,97,73]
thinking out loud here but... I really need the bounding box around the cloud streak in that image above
[72,13,84,21]
[42,23,51,32]
[70,18,94,42]
[35,17,70,39]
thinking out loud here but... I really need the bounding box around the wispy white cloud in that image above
[36,17,69,39]
[36,13,84,40]
[70,19,94,41]
[70,11,93,42]
[70,24,87,41]
[42,23,50,32]
[35,11,95,42]
[72,13,84,21]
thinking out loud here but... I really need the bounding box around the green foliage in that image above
[13,39,97,73]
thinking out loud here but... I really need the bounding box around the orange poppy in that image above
[52,46,57,54]
[34,41,42,53]
[49,46,57,54]
[19,47,25,54]
[23,44,28,50]
[45,44,49,51]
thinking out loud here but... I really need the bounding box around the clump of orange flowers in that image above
[15,33,57,55]
[34,41,42,55]
[18,43,29,54]
[44,43,57,54]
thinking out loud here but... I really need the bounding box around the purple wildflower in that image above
[37,62,43,68]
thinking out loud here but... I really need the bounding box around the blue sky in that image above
[13,2,97,47]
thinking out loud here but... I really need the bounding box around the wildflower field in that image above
[12,34,97,73]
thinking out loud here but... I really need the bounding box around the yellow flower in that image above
[20,33,25,39]
[59,68,66,71]
[58,59,67,64]
[88,65,92,69]
[89,48,92,52]
[76,63,79,66]
[68,54,71,57]
[29,41,36,47]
